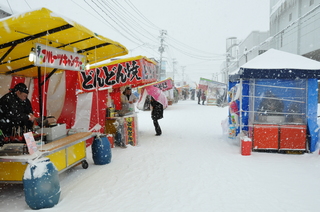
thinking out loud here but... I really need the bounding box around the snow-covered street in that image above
[1,100,320,212]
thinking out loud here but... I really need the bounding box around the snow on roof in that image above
[241,48,320,70]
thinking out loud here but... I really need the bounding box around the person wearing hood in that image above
[0,83,36,137]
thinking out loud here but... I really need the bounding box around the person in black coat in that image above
[197,89,202,105]
[0,83,36,137]
[201,91,206,105]
[150,96,163,136]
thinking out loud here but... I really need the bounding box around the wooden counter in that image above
[0,132,94,183]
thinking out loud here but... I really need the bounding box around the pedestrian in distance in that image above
[201,91,206,105]
[150,96,163,136]
[197,89,202,105]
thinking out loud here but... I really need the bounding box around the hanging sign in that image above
[138,78,173,93]
[79,56,157,92]
[34,43,86,71]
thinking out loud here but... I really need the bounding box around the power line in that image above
[167,43,225,61]
[99,0,159,44]
[96,0,144,43]
[24,0,32,10]
[86,0,141,45]
[6,0,13,14]
[166,35,222,56]
[79,0,224,67]
[111,0,159,41]
[124,0,161,30]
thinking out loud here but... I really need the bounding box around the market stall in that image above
[0,7,128,185]
[228,49,320,153]
[176,84,190,100]
[77,55,157,147]
[198,77,227,106]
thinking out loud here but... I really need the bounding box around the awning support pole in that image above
[38,66,43,118]
[41,68,57,86]
[239,78,243,134]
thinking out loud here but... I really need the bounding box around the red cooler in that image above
[241,139,252,156]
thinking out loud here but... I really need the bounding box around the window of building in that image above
[310,0,314,6]
[289,13,292,21]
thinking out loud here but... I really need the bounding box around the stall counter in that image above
[252,123,307,151]
[0,132,94,183]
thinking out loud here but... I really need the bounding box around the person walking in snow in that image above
[201,91,206,105]
[197,89,202,104]
[150,96,163,136]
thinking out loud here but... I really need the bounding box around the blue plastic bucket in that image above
[92,135,112,165]
[23,158,61,210]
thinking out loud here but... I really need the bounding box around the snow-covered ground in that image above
[1,100,320,212]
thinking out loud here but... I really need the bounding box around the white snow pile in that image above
[24,157,55,180]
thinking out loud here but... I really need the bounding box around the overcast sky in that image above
[0,0,270,84]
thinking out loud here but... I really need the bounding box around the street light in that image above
[225,37,238,84]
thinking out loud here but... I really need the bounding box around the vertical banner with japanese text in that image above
[124,116,138,146]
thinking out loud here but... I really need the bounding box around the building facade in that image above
[224,0,320,83]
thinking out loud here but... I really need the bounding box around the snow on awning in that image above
[0,7,128,78]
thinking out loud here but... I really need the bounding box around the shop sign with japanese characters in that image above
[34,43,86,71]
[152,78,173,91]
[79,58,157,92]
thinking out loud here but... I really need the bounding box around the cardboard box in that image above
[36,124,66,141]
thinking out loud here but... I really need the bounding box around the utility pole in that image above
[172,58,177,83]
[181,66,186,85]
[158,30,167,81]
[225,37,238,84]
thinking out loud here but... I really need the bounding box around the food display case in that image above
[249,79,307,152]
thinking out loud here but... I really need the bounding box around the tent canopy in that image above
[230,49,320,81]
[0,7,128,78]
[199,77,226,91]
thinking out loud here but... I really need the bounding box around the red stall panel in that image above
[279,125,306,150]
[253,124,279,149]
